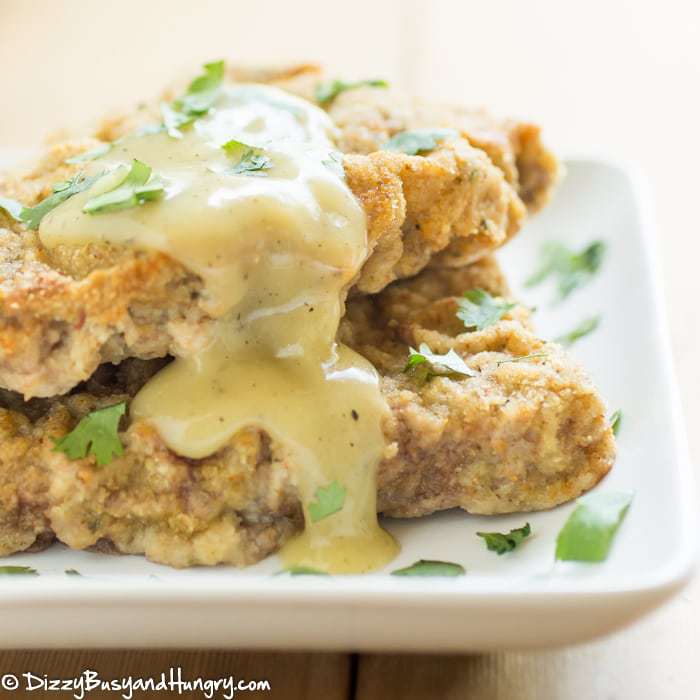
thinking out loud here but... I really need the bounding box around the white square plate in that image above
[0,158,695,651]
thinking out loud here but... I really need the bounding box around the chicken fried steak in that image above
[0,61,612,573]
[0,259,614,567]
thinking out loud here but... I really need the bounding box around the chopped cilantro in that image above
[477,523,531,555]
[162,60,225,137]
[382,128,458,156]
[53,402,126,466]
[555,315,601,346]
[610,409,622,436]
[161,102,196,138]
[391,560,465,577]
[19,172,103,230]
[65,143,112,164]
[315,78,388,105]
[308,481,346,523]
[222,140,272,175]
[555,491,633,562]
[176,60,225,115]
[0,195,24,222]
[526,240,606,301]
[404,343,476,381]
[322,151,345,178]
[0,566,38,576]
[496,352,548,366]
[136,124,167,137]
[65,568,82,576]
[281,566,329,576]
[456,289,516,331]
[83,160,164,215]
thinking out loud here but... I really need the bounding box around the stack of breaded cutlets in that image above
[0,65,615,568]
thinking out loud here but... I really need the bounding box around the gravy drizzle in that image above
[39,82,398,573]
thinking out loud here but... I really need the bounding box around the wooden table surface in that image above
[1,1,698,697]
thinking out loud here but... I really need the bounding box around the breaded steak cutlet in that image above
[0,258,614,567]
[0,65,557,399]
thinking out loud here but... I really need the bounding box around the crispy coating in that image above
[0,258,614,567]
[0,63,555,398]
[341,262,614,517]
[227,63,560,214]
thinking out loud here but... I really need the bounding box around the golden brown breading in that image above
[326,83,559,213]
[224,63,559,214]
[0,258,614,567]
[341,262,614,517]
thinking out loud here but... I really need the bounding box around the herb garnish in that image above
[222,140,272,175]
[322,151,345,178]
[404,343,476,381]
[19,172,103,230]
[477,523,531,555]
[161,103,196,138]
[162,60,225,136]
[555,491,633,562]
[0,195,24,222]
[610,409,622,436]
[457,289,516,332]
[65,143,112,164]
[0,566,38,576]
[496,352,548,366]
[282,566,329,576]
[176,60,225,114]
[382,129,458,156]
[526,240,606,301]
[391,560,465,577]
[83,160,164,215]
[53,402,126,466]
[555,315,600,346]
[65,568,82,576]
[315,78,388,105]
[308,481,346,523]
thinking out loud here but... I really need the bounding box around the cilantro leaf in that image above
[0,195,24,222]
[322,151,345,178]
[222,140,272,176]
[0,566,38,575]
[281,566,329,576]
[176,60,225,115]
[610,409,622,436]
[19,172,103,230]
[391,560,465,577]
[308,481,346,523]
[382,129,458,156]
[65,568,82,576]
[161,102,196,138]
[526,240,606,301]
[404,343,476,382]
[496,352,548,366]
[477,522,531,555]
[456,289,516,331]
[53,402,126,466]
[555,491,633,562]
[84,160,164,215]
[65,143,112,164]
[161,60,225,137]
[315,78,388,105]
[555,315,601,346]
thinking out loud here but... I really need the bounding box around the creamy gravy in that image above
[39,84,398,573]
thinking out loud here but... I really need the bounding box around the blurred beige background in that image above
[1,1,699,697]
